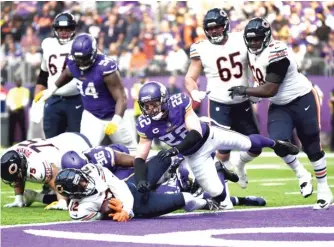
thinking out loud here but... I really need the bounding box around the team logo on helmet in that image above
[8,163,18,174]
[220,10,227,17]
[56,184,64,194]
[262,20,270,28]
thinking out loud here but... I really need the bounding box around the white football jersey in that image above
[247,40,312,105]
[69,164,134,221]
[40,37,80,96]
[5,133,92,184]
[190,32,250,104]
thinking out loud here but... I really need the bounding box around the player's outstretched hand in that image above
[157,147,179,161]
[104,122,118,135]
[34,89,53,103]
[108,210,130,222]
[108,198,123,213]
[228,86,247,99]
[190,90,208,102]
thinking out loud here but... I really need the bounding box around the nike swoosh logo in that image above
[304,105,310,111]
[245,107,250,112]
[320,203,328,208]
[75,105,82,109]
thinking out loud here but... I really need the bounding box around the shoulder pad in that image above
[96,55,118,75]
[69,200,100,221]
[268,41,288,64]
[136,115,153,139]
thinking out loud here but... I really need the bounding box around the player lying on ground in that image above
[55,161,214,222]
[134,81,299,209]
[24,149,266,209]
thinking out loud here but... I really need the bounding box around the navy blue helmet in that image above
[71,33,97,70]
[55,168,96,199]
[203,8,229,44]
[1,150,27,186]
[138,81,169,120]
[61,150,88,170]
[53,12,77,45]
[244,17,272,55]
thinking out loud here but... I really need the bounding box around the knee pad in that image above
[307,150,325,162]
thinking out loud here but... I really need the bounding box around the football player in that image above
[0,132,92,210]
[35,12,83,138]
[185,8,261,189]
[34,33,135,148]
[134,81,299,208]
[228,17,333,209]
[55,164,209,222]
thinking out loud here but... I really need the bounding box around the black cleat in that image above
[204,198,221,211]
[273,140,299,157]
[216,162,239,183]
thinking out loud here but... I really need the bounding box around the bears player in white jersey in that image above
[55,164,208,222]
[35,12,83,138]
[0,132,92,210]
[185,8,261,189]
[34,33,135,148]
[228,17,333,210]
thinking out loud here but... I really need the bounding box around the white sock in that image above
[282,155,308,178]
[235,151,256,170]
[311,155,328,185]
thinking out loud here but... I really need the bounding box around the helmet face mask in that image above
[71,34,97,71]
[244,18,272,55]
[53,12,76,45]
[1,151,27,186]
[203,8,229,44]
[138,82,169,121]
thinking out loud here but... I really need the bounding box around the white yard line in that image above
[0,204,315,229]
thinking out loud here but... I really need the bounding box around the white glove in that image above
[190,90,208,102]
[4,195,26,208]
[44,199,68,210]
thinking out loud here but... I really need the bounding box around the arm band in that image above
[36,70,49,87]
[175,129,202,154]
[134,158,147,183]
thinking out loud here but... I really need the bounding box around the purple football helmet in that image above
[176,161,197,193]
[71,33,97,70]
[138,81,169,120]
[61,151,88,170]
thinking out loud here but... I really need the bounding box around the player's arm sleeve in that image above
[104,168,134,216]
[36,70,48,87]
[265,57,290,84]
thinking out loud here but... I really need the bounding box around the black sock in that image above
[42,194,57,205]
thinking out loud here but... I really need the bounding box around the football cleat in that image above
[24,189,39,207]
[204,198,221,211]
[313,187,333,210]
[216,161,239,183]
[220,197,234,210]
[298,172,313,198]
[273,140,299,157]
[235,164,248,189]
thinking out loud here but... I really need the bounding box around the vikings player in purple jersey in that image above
[34,33,135,147]
[134,81,299,207]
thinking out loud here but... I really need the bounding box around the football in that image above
[100,198,115,217]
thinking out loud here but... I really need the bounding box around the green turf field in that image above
[1,153,333,225]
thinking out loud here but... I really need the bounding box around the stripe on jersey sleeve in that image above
[268,48,288,64]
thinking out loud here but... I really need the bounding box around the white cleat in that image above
[24,189,39,207]
[298,172,313,198]
[220,197,234,210]
[235,165,248,189]
[313,187,333,210]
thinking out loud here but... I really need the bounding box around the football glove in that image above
[4,195,26,208]
[104,115,122,135]
[136,180,151,193]
[44,199,68,210]
[108,210,130,222]
[34,89,54,103]
[157,147,179,161]
[228,86,248,99]
[108,198,123,213]
[190,90,208,102]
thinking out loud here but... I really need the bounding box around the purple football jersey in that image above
[136,93,208,155]
[67,54,118,119]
